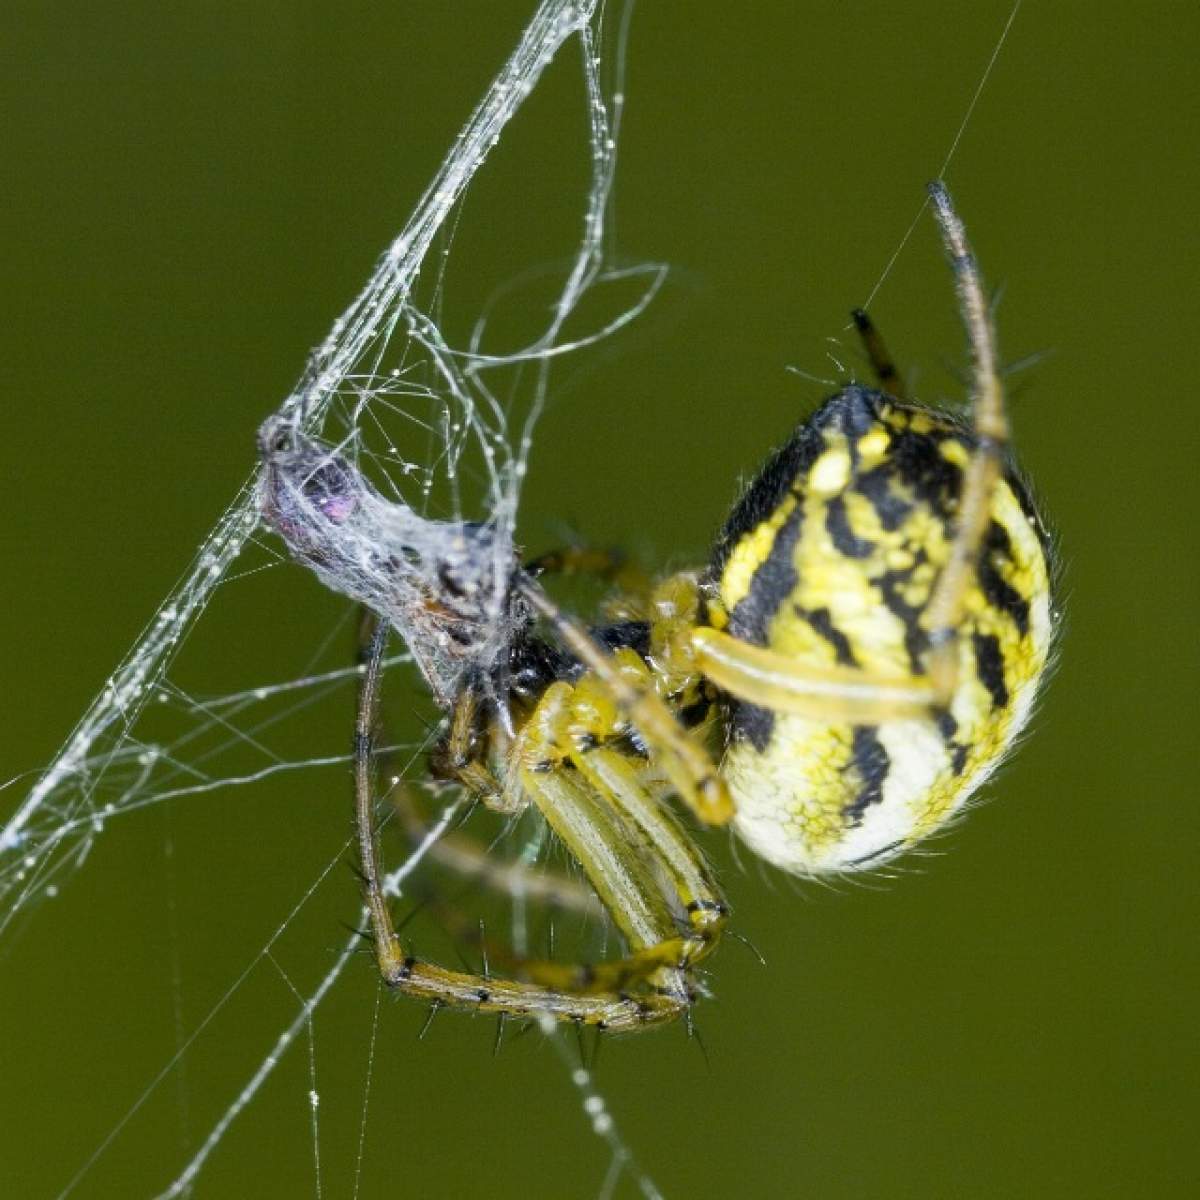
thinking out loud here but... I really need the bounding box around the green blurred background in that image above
[3,2,1197,1197]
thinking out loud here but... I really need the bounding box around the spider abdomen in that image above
[705,387,1054,874]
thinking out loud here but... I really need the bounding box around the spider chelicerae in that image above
[258,183,1055,1033]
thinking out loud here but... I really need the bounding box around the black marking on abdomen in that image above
[608,727,650,759]
[979,522,1031,636]
[935,711,958,741]
[728,502,805,646]
[935,711,968,776]
[855,465,913,531]
[825,495,875,559]
[731,701,775,754]
[843,726,890,826]
[972,632,1009,709]
[891,426,964,518]
[950,742,968,776]
[1007,465,1054,561]
[710,418,826,577]
[799,605,858,667]
[874,569,930,674]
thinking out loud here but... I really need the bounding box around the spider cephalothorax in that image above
[260,184,1056,1033]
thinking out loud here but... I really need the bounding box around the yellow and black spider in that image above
[259,182,1055,1034]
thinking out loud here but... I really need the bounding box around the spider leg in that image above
[429,684,517,812]
[547,655,725,940]
[921,181,1012,702]
[691,625,938,722]
[502,673,727,997]
[851,308,908,400]
[356,604,557,912]
[516,763,694,1000]
[574,746,726,953]
[506,705,720,998]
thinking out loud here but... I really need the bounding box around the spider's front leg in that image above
[691,625,942,722]
[355,617,691,1031]
[507,664,729,999]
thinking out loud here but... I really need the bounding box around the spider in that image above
[258,183,1055,1034]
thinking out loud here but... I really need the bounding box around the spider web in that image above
[2,3,666,1196]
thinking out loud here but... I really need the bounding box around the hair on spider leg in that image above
[723,928,767,968]
[573,1016,588,1068]
[1001,347,1054,382]
[345,864,461,956]
[783,362,840,390]
[927,293,1036,409]
[345,856,372,890]
[588,1021,605,1074]
[451,795,485,837]
[392,707,443,754]
[561,1019,606,1076]
[683,1010,711,1070]
[336,920,378,953]
[417,999,443,1041]
[449,928,483,978]
[386,893,439,941]
[507,1017,539,1045]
